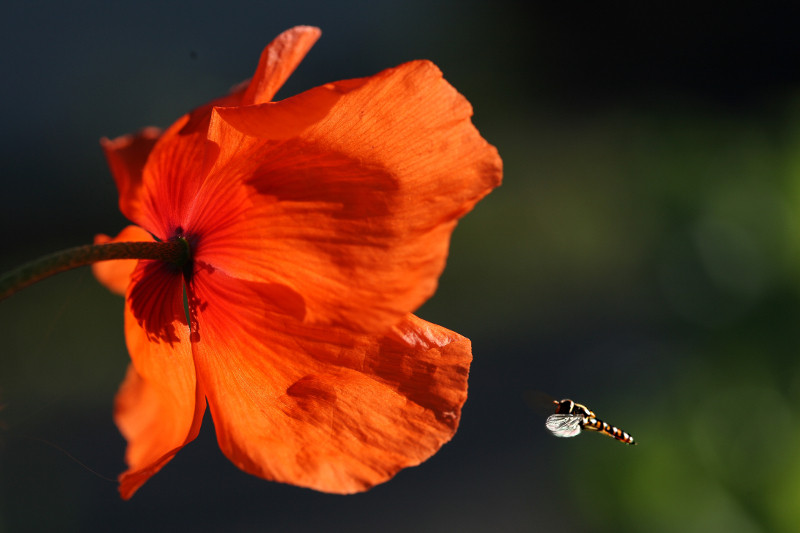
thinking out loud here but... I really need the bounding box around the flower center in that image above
[170,227,194,280]
[171,237,192,265]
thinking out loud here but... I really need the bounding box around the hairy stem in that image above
[0,240,190,302]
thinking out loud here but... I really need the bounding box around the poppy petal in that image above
[92,225,154,296]
[102,63,258,234]
[188,269,471,493]
[115,262,203,499]
[135,112,221,239]
[100,127,161,225]
[241,25,321,105]
[194,60,501,333]
[126,27,321,236]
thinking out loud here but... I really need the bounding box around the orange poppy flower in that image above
[93,26,502,499]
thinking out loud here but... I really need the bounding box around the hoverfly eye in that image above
[554,400,572,414]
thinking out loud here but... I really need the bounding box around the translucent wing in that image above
[545,414,583,438]
[524,390,558,416]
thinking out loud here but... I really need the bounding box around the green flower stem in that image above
[0,239,190,302]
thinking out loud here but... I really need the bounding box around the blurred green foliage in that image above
[420,99,800,532]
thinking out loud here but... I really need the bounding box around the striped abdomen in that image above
[582,417,636,445]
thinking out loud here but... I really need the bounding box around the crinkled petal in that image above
[115,261,203,499]
[188,268,471,493]
[190,60,501,334]
[92,225,153,296]
[241,25,321,105]
[102,74,248,235]
[123,27,319,237]
[100,128,161,226]
[134,113,215,239]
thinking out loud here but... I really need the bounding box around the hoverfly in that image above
[545,398,636,445]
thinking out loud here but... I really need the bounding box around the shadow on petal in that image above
[128,261,186,345]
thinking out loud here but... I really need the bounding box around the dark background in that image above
[3,2,800,531]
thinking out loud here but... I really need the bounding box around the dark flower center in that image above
[170,227,193,280]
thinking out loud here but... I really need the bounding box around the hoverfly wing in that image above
[524,390,558,416]
[545,413,583,438]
